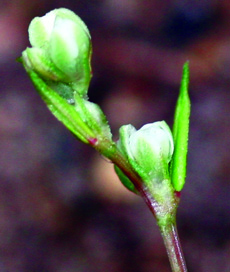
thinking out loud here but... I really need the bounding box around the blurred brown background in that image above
[1,0,230,271]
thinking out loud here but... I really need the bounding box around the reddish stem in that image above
[138,187,187,272]
[159,221,187,272]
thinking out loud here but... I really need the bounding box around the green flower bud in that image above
[21,8,92,99]
[117,121,174,183]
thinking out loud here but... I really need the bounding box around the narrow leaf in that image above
[170,62,190,191]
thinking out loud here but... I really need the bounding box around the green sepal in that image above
[170,62,190,191]
[23,47,68,82]
[114,165,138,194]
[74,93,113,143]
[26,69,95,144]
[117,125,149,182]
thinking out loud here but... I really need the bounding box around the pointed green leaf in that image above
[170,62,190,191]
[26,70,95,144]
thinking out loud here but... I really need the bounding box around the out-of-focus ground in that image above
[1,1,230,271]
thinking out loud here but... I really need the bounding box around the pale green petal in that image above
[29,10,55,48]
[131,121,174,164]
[55,8,90,38]
[49,17,79,77]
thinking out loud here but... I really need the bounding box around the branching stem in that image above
[109,148,188,272]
